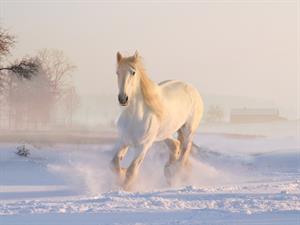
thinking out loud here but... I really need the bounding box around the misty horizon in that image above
[0,1,299,120]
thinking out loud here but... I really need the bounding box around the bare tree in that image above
[0,57,40,79]
[62,87,80,127]
[0,26,77,130]
[0,27,15,59]
[37,49,76,100]
[3,64,54,130]
[33,49,78,128]
[0,26,39,79]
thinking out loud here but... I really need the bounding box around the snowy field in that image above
[0,128,299,224]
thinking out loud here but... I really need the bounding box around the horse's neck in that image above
[126,80,160,118]
[124,86,146,116]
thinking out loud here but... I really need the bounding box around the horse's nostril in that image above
[118,94,128,105]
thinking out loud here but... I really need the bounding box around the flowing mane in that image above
[122,56,165,120]
[138,61,165,120]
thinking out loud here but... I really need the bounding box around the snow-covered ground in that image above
[0,130,299,224]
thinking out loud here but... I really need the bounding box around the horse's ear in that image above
[134,50,139,60]
[117,52,122,63]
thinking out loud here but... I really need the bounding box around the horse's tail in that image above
[192,142,201,151]
[190,142,202,155]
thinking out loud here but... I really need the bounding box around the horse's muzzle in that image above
[118,94,128,106]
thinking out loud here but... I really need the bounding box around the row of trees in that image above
[0,26,79,130]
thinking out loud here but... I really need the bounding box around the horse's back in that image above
[158,80,174,86]
[157,79,203,138]
[158,79,185,88]
[159,79,202,105]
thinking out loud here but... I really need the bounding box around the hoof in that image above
[122,169,139,191]
[122,176,135,191]
[122,182,131,191]
[117,168,127,185]
[119,167,126,178]
[182,159,192,170]
[110,165,127,186]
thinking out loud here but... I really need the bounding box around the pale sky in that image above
[0,0,299,118]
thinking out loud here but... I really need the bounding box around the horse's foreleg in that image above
[110,143,129,183]
[123,143,151,190]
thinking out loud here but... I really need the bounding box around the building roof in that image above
[231,108,279,116]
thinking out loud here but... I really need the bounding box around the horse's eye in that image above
[131,71,135,76]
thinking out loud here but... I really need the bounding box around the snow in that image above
[0,131,299,224]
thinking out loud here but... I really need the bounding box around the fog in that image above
[0,1,299,132]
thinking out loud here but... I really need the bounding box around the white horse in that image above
[111,51,204,190]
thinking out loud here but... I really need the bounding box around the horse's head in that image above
[116,51,140,106]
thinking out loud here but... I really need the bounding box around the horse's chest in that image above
[124,118,145,137]
[117,114,156,145]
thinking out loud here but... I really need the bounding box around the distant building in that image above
[230,108,285,123]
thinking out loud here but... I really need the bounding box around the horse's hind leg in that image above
[179,102,202,167]
[178,125,195,167]
[164,137,181,183]
[165,138,181,165]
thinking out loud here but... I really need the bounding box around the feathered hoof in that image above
[110,165,127,186]
[119,167,127,179]
[122,181,131,191]
[182,159,192,171]
[122,172,137,191]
